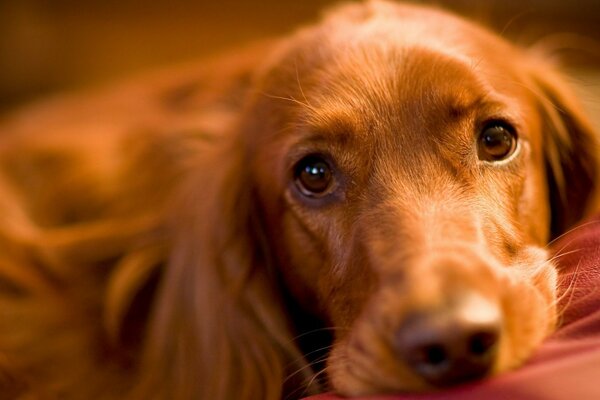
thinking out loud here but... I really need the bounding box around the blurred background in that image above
[1,0,600,117]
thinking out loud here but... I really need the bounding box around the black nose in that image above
[395,297,501,387]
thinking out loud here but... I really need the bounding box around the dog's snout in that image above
[395,295,501,387]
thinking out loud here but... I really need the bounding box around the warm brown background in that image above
[1,0,600,114]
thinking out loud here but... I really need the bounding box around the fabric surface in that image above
[306,216,600,400]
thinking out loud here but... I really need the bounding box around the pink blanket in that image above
[306,217,600,400]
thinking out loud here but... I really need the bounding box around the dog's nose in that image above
[395,295,501,387]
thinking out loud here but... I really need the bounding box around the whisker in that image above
[300,345,335,362]
[499,9,533,37]
[546,247,583,264]
[295,60,312,109]
[283,343,335,371]
[290,326,349,343]
[554,258,583,326]
[283,353,330,390]
[260,92,317,113]
[546,220,600,249]
[301,368,329,398]
[285,367,329,400]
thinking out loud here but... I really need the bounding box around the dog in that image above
[0,1,598,399]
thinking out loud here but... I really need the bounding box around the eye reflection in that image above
[294,155,333,197]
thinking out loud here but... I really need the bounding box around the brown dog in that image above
[0,1,598,399]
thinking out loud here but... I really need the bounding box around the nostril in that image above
[395,318,456,383]
[468,330,498,358]
[408,342,452,379]
[421,344,448,367]
[409,342,450,372]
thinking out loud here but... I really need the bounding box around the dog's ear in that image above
[132,133,312,399]
[530,60,600,239]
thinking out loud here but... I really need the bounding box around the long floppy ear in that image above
[131,130,312,399]
[530,60,600,239]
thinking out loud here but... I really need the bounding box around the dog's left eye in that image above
[477,122,517,162]
[294,155,334,197]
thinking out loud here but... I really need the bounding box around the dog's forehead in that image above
[292,10,526,140]
[303,47,501,142]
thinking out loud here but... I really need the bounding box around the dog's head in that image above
[237,1,599,396]
[139,1,599,398]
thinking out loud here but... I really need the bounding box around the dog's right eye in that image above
[294,155,334,197]
[477,122,518,162]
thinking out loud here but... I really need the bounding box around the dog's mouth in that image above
[323,246,558,396]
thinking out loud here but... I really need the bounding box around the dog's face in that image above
[238,2,593,396]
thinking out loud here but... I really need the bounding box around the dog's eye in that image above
[294,155,333,197]
[477,122,517,162]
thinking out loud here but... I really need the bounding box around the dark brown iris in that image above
[294,155,333,196]
[478,123,517,161]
